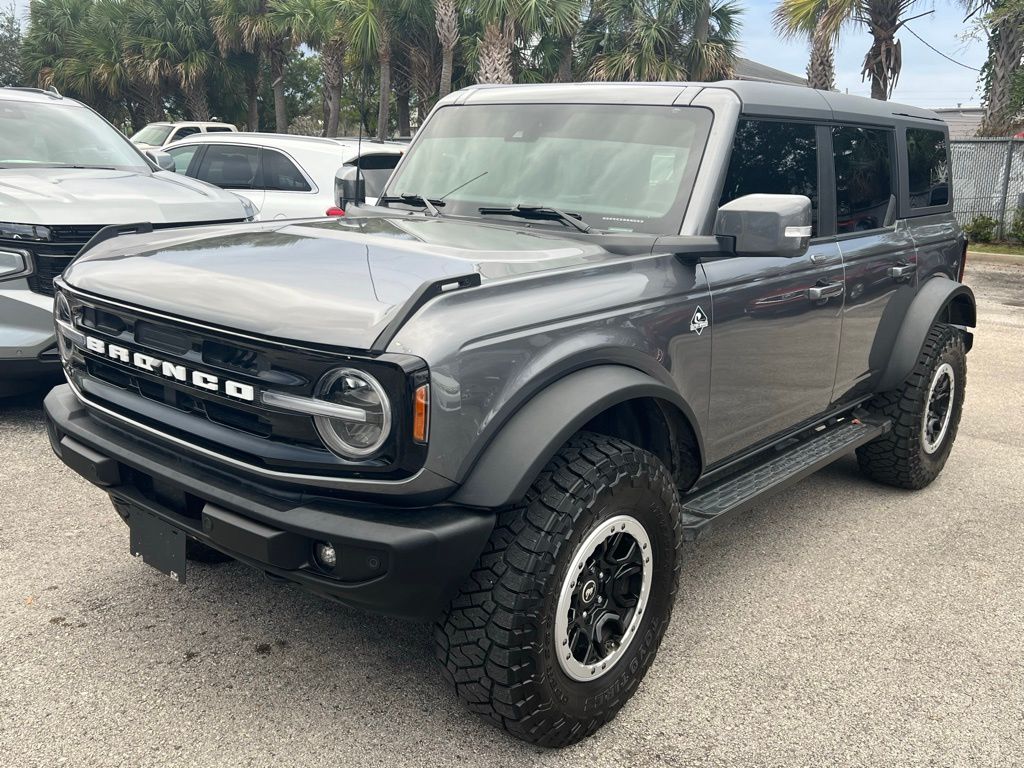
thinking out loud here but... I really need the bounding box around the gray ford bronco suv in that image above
[45,81,975,746]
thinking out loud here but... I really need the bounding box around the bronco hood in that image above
[0,167,247,225]
[62,215,619,350]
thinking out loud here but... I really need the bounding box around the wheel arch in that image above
[450,365,704,509]
[877,276,976,393]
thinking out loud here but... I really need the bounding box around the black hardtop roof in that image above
[450,80,945,129]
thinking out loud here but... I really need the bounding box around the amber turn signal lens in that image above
[413,384,430,443]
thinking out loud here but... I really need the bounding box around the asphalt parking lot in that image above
[1,260,1022,768]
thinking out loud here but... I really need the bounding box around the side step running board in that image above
[680,418,891,541]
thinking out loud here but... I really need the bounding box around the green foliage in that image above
[1006,207,1024,242]
[964,214,999,243]
[0,3,21,87]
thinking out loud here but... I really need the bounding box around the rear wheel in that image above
[434,432,683,747]
[857,323,967,489]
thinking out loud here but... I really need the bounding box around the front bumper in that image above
[0,282,60,394]
[45,385,495,620]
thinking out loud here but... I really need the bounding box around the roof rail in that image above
[5,86,63,100]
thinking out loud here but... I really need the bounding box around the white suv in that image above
[164,133,404,219]
[0,88,254,397]
[131,121,238,150]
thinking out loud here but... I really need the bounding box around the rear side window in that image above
[206,125,234,133]
[906,128,950,208]
[196,144,259,189]
[262,149,311,192]
[720,119,820,236]
[832,126,895,234]
[170,126,201,142]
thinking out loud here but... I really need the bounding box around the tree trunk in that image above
[861,5,901,101]
[396,84,411,137]
[377,53,391,142]
[476,19,514,84]
[806,15,835,91]
[270,46,288,132]
[182,80,211,121]
[556,35,573,82]
[434,0,459,97]
[322,36,345,137]
[980,9,1024,137]
[246,69,259,131]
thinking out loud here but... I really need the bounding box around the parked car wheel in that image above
[857,323,967,489]
[434,432,683,747]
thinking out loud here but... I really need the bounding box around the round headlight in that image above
[313,368,391,458]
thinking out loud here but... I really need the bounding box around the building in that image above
[931,107,985,139]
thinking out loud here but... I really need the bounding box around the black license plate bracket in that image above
[129,508,187,584]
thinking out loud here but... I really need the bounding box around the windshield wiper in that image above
[379,193,444,217]
[478,203,592,233]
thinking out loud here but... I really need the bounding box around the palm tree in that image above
[582,0,740,82]
[347,0,396,141]
[434,0,460,96]
[213,0,293,130]
[271,0,347,136]
[475,0,517,83]
[774,0,926,100]
[966,0,1024,135]
[773,0,835,90]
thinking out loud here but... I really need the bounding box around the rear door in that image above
[703,119,845,463]
[830,125,917,401]
[259,148,316,219]
[192,143,265,213]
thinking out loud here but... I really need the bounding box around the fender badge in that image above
[690,306,709,335]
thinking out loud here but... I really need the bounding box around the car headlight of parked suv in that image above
[312,368,392,458]
[0,247,32,282]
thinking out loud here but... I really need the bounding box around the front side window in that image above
[384,104,713,235]
[195,145,259,189]
[0,101,149,172]
[170,126,201,143]
[906,128,949,208]
[833,126,895,234]
[165,145,200,175]
[720,119,820,236]
[262,150,311,192]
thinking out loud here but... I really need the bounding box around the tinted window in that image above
[170,126,201,142]
[165,145,201,176]
[262,150,310,191]
[720,119,819,236]
[907,128,949,208]
[206,125,234,133]
[195,144,259,189]
[833,126,895,233]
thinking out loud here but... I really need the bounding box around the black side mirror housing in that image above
[714,194,812,257]
[335,165,366,210]
[146,150,176,173]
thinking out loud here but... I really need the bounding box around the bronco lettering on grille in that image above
[83,335,256,402]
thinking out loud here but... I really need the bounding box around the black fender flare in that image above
[450,365,702,509]
[877,277,976,392]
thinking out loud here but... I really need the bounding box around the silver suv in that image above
[0,87,254,396]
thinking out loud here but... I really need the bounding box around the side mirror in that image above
[146,150,176,172]
[335,165,366,210]
[715,194,812,257]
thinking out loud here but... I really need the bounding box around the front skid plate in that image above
[129,508,187,584]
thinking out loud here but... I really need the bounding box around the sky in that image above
[10,0,987,109]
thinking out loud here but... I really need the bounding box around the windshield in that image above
[385,104,712,234]
[131,124,173,146]
[0,100,150,172]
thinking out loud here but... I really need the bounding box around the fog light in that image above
[314,541,337,569]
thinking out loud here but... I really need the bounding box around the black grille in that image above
[63,292,428,482]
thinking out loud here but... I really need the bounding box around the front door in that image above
[702,118,844,464]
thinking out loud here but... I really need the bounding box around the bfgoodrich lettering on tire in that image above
[434,432,683,747]
[857,323,967,489]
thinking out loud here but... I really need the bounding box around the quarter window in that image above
[832,126,895,234]
[906,128,950,208]
[262,150,311,192]
[720,119,820,236]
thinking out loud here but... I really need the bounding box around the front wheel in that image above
[857,323,967,489]
[434,433,683,747]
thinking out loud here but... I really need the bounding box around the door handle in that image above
[889,262,917,279]
[807,282,845,301]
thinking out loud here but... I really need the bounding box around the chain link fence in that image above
[950,138,1024,239]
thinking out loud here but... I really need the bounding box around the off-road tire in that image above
[185,538,233,564]
[434,432,683,747]
[857,323,966,489]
